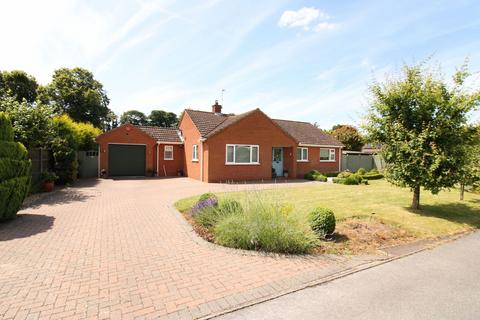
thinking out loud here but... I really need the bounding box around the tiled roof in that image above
[184,109,229,136]
[184,108,342,147]
[273,119,344,147]
[136,126,182,143]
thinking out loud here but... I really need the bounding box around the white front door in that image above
[272,147,283,177]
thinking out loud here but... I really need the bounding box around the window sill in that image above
[164,158,174,161]
[296,160,309,162]
[320,160,336,162]
[192,159,199,162]
[225,162,261,166]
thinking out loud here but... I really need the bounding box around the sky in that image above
[1,0,480,129]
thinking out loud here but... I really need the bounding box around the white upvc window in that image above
[226,144,259,165]
[192,144,198,161]
[296,147,308,162]
[320,148,335,162]
[164,145,173,160]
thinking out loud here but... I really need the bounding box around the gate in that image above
[78,150,99,178]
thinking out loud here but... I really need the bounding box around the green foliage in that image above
[314,174,327,182]
[40,171,58,183]
[120,110,148,125]
[40,68,111,128]
[194,199,243,229]
[322,171,339,177]
[0,96,56,148]
[148,110,178,127]
[304,171,315,180]
[365,62,480,209]
[304,170,327,181]
[75,122,102,150]
[337,171,352,178]
[199,192,218,202]
[51,115,79,184]
[356,168,367,175]
[333,173,363,185]
[0,112,31,221]
[330,124,364,151]
[308,207,336,237]
[0,70,38,103]
[362,173,384,180]
[214,202,318,254]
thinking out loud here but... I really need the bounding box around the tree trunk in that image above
[460,183,465,201]
[411,185,420,210]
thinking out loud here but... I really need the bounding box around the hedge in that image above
[0,112,31,221]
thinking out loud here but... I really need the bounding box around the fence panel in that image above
[342,153,386,172]
[28,148,52,185]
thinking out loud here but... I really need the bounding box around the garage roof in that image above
[136,126,182,143]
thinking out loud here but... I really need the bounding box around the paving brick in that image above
[0,178,338,319]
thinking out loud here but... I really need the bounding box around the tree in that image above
[330,125,364,151]
[40,68,111,128]
[0,70,39,103]
[104,110,118,131]
[50,115,80,184]
[148,110,178,127]
[458,126,480,200]
[365,62,480,210]
[120,110,148,125]
[0,96,56,149]
[0,112,31,221]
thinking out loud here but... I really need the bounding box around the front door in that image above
[272,147,283,177]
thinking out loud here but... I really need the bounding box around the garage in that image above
[108,144,146,176]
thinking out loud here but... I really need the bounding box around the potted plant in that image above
[40,171,58,192]
[283,169,289,178]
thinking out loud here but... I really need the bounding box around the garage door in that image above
[108,144,146,176]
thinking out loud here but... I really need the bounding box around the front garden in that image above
[175,178,480,255]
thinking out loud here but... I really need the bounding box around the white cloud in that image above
[278,7,337,32]
[314,22,337,32]
[278,7,326,29]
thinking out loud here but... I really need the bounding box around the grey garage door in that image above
[108,144,146,176]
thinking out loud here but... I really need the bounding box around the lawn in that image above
[175,180,480,253]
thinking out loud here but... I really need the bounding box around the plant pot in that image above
[43,181,55,192]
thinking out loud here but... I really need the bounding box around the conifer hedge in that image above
[0,112,31,221]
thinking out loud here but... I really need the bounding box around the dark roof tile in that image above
[273,119,343,147]
[136,126,182,143]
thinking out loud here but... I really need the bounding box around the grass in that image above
[175,180,480,239]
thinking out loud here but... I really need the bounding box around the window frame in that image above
[164,145,174,160]
[320,148,336,162]
[296,147,309,162]
[192,144,198,162]
[225,144,260,165]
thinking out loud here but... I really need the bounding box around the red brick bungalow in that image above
[96,101,343,182]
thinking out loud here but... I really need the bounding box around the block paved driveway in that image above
[0,178,357,320]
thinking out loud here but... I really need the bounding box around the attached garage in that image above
[108,144,146,176]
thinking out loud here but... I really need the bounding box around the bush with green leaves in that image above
[356,168,367,175]
[51,115,80,184]
[214,202,318,254]
[313,173,327,182]
[337,171,352,178]
[308,207,336,238]
[362,173,384,180]
[194,198,243,229]
[333,173,364,185]
[322,171,339,177]
[0,112,31,221]
[304,170,327,181]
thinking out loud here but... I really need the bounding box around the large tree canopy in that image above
[330,125,364,151]
[120,110,148,125]
[0,70,38,103]
[40,68,111,129]
[365,63,480,209]
[149,110,178,127]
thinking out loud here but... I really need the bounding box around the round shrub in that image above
[0,112,31,221]
[194,199,243,229]
[356,168,367,175]
[190,197,218,216]
[220,198,243,215]
[199,192,218,202]
[369,168,379,174]
[304,172,314,180]
[313,173,327,182]
[344,174,361,185]
[308,207,336,237]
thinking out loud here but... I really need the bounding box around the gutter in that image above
[200,137,207,182]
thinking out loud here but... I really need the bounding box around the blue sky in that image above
[1,0,480,128]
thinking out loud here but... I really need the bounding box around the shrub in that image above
[344,174,362,185]
[308,207,336,238]
[313,173,327,182]
[304,171,314,180]
[215,202,318,254]
[337,171,352,178]
[361,179,369,185]
[199,192,218,202]
[369,168,379,174]
[194,199,243,229]
[356,168,367,175]
[51,115,80,184]
[190,197,218,216]
[0,112,31,221]
[362,173,384,180]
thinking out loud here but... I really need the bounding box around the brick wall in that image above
[295,147,342,177]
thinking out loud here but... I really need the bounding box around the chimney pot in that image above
[212,100,222,113]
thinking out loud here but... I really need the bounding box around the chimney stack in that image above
[212,100,222,114]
